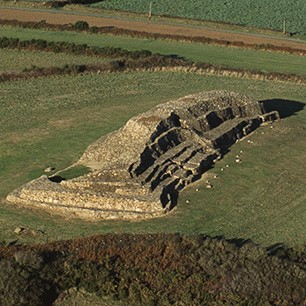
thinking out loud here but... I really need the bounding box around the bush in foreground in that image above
[0,234,305,305]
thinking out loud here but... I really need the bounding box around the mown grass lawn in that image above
[0,71,305,247]
[1,25,306,76]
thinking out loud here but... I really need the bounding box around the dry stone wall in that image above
[6,90,279,220]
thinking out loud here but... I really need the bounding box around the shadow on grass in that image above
[226,237,253,248]
[165,54,187,60]
[261,99,305,119]
[266,243,288,256]
[48,176,65,183]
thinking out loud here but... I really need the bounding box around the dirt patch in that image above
[1,8,306,52]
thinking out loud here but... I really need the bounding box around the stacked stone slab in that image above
[6,90,279,220]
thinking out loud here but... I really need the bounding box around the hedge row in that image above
[0,36,153,59]
[0,234,305,305]
[0,19,305,55]
[1,54,305,85]
[0,36,304,84]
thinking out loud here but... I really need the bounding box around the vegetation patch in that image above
[0,234,305,305]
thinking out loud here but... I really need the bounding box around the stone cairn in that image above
[7,91,279,220]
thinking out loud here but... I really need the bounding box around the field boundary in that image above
[2,61,306,85]
[1,38,305,84]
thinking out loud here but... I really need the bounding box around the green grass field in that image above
[92,0,306,34]
[0,49,111,71]
[1,71,305,247]
[1,25,306,76]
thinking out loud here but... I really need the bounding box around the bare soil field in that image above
[1,8,306,52]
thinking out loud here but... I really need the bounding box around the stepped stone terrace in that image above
[7,90,279,220]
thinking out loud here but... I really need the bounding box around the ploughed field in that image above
[92,0,306,34]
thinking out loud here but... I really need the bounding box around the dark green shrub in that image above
[74,20,89,31]
[109,60,125,71]
[90,26,98,33]
[13,250,44,270]
[0,235,305,305]
[130,49,152,59]
[0,254,50,306]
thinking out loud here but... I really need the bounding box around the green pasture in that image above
[0,49,111,71]
[1,26,305,76]
[0,71,305,247]
[92,0,306,34]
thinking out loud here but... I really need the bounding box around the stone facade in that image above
[7,90,279,220]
